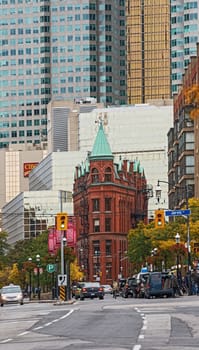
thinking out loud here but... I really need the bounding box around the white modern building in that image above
[2,190,72,245]
[29,151,87,192]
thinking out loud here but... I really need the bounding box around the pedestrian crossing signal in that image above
[155,209,165,228]
[56,212,68,230]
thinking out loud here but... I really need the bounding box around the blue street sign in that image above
[165,209,191,217]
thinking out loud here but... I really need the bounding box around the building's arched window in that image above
[92,168,99,183]
[104,167,112,182]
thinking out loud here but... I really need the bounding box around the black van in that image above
[121,277,139,298]
[144,272,174,298]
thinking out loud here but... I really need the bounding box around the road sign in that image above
[58,274,67,286]
[46,263,55,273]
[165,209,191,217]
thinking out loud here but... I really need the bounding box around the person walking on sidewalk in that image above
[112,280,118,299]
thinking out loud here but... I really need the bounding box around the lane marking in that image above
[0,309,75,344]
[17,331,29,336]
[1,338,13,343]
[33,326,43,330]
[138,334,144,339]
[133,345,141,350]
[60,310,74,319]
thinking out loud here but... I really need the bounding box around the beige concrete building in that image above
[127,0,171,104]
[0,144,47,210]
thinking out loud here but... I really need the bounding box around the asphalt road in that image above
[0,295,199,350]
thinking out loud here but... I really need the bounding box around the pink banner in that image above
[48,216,76,253]
[66,219,76,247]
[48,229,55,254]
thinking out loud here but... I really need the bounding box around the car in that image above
[143,272,174,299]
[121,277,139,298]
[77,282,104,300]
[0,284,24,306]
[71,283,82,298]
[118,278,126,293]
[74,282,85,299]
[101,284,113,294]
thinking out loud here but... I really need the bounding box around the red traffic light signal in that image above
[155,209,165,228]
[56,213,68,230]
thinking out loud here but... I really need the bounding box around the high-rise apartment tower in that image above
[171,0,199,94]
[0,0,126,148]
[127,0,171,104]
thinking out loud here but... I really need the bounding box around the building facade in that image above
[0,144,47,210]
[167,45,199,209]
[0,0,126,149]
[127,0,171,104]
[2,190,72,245]
[29,151,87,192]
[78,101,173,216]
[47,99,104,153]
[47,100,173,216]
[171,0,199,94]
[73,122,148,284]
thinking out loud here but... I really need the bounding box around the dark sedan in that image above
[78,282,104,300]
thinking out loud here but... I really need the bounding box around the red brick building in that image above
[73,122,148,284]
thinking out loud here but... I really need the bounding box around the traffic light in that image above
[56,212,68,230]
[155,209,165,228]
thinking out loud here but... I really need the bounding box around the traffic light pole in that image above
[156,180,192,295]
[185,186,192,295]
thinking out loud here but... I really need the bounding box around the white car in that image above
[101,284,113,294]
[0,284,24,306]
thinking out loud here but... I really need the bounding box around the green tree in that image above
[0,231,9,268]
[128,222,153,273]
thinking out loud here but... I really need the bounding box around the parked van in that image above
[144,272,174,298]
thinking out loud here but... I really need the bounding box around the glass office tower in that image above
[0,0,126,148]
[171,0,199,94]
[127,0,171,104]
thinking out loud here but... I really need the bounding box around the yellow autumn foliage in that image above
[70,259,84,282]
[184,85,199,119]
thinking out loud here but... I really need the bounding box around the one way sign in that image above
[58,274,67,286]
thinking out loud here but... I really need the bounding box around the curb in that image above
[25,299,76,305]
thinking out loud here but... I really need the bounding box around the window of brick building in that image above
[92,168,99,183]
[106,240,112,256]
[106,263,112,279]
[92,198,100,212]
[104,167,112,182]
[105,217,111,232]
[93,218,100,232]
[105,197,111,211]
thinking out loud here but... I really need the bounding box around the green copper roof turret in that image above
[89,122,114,161]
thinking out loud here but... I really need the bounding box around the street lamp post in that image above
[28,257,32,301]
[151,248,158,271]
[175,233,180,284]
[95,250,100,282]
[36,254,41,300]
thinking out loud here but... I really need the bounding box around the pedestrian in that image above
[112,280,118,299]
[191,269,199,295]
[171,273,181,297]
